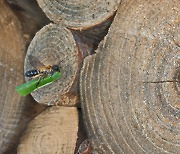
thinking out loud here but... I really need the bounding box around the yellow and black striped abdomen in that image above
[25,65,59,78]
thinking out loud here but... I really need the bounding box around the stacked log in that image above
[0,1,46,153]
[3,0,178,153]
[17,0,121,154]
[24,23,82,106]
[18,107,78,154]
[80,0,179,153]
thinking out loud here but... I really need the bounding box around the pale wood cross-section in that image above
[24,23,83,106]
[36,0,121,30]
[36,0,121,53]
[18,106,79,154]
[80,0,180,153]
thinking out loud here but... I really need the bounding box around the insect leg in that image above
[49,71,55,76]
[36,76,43,88]
[36,74,46,88]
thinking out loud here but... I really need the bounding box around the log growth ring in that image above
[36,0,121,29]
[0,1,26,153]
[24,23,79,105]
[18,106,78,154]
[80,0,179,153]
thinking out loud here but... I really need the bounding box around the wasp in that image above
[25,55,60,86]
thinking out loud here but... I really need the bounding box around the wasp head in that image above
[52,65,60,72]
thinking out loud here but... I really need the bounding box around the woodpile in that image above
[0,0,179,153]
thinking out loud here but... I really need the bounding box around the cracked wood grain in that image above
[80,0,180,153]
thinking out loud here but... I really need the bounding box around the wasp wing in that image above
[28,55,45,68]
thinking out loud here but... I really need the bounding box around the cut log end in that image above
[80,0,180,153]
[18,106,79,154]
[36,0,121,29]
[24,23,83,106]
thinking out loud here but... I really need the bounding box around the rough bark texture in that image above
[80,0,180,153]
[0,1,46,153]
[24,23,83,106]
[18,106,78,154]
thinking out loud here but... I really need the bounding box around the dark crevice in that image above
[6,0,50,47]
[74,108,88,154]
[143,80,180,83]
[70,11,117,59]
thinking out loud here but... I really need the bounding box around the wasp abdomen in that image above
[25,70,41,77]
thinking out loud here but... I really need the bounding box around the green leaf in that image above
[16,72,62,96]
